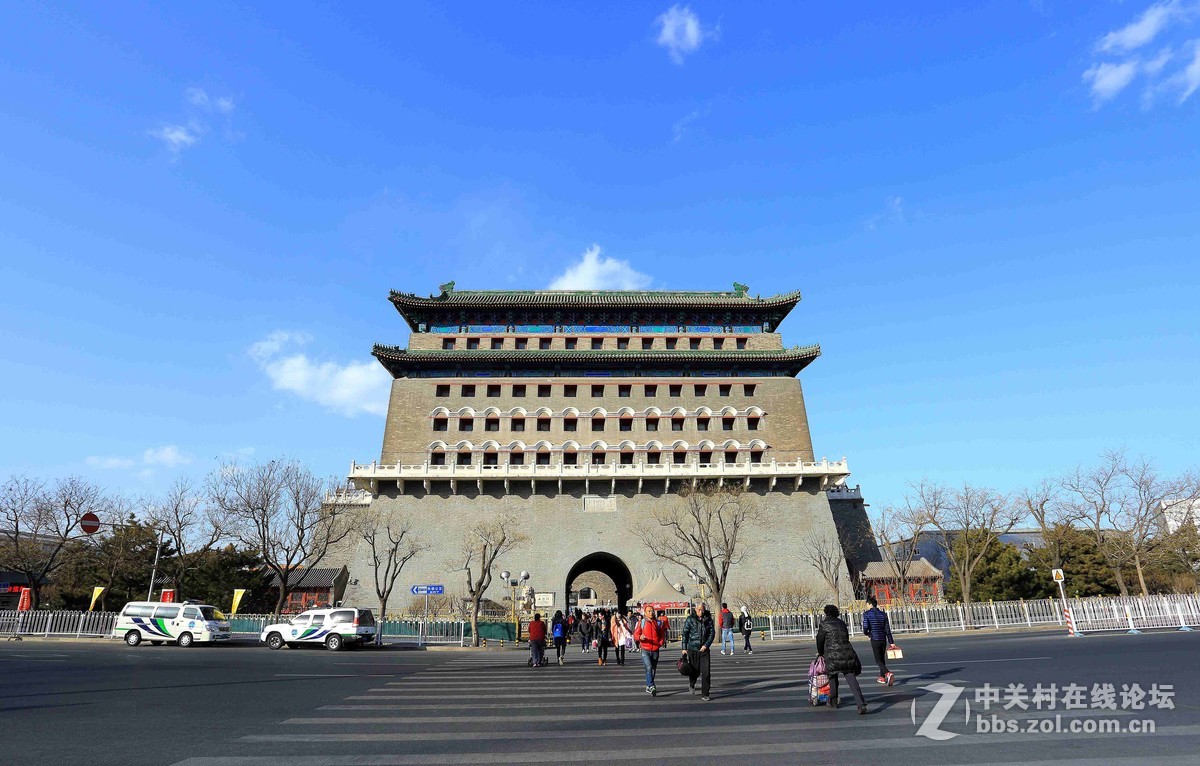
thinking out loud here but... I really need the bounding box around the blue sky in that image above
[1,2,1198,508]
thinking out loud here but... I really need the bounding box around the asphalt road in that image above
[2,629,1199,766]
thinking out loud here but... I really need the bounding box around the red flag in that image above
[160,589,176,603]
[17,587,32,611]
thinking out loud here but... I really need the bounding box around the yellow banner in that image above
[231,589,246,615]
[89,586,106,612]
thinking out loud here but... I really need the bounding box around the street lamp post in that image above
[688,568,708,601]
[500,570,529,642]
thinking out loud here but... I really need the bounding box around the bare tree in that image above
[732,580,824,615]
[635,483,761,608]
[799,530,846,601]
[0,476,107,609]
[358,506,427,638]
[870,503,926,607]
[146,478,223,600]
[909,480,1020,608]
[459,514,525,647]
[1116,458,1198,596]
[1060,451,1136,595]
[1017,479,1071,571]
[208,460,357,617]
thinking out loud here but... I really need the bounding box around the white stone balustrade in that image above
[349,456,850,495]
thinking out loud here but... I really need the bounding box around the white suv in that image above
[260,607,377,651]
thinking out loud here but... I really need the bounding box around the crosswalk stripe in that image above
[245,708,1137,743]
[169,725,1200,766]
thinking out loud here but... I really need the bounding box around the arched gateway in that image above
[336,283,875,615]
[566,552,633,612]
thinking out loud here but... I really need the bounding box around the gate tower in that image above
[340,282,871,613]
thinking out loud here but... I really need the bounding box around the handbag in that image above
[591,639,598,649]
[677,653,693,676]
[886,645,903,660]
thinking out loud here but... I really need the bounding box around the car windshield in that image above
[200,607,226,621]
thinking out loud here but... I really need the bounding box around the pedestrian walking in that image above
[718,602,735,655]
[551,609,568,665]
[633,603,666,696]
[861,596,896,686]
[681,601,715,700]
[578,612,591,654]
[815,604,867,714]
[595,608,612,666]
[527,613,547,667]
[611,609,631,666]
[738,605,754,654]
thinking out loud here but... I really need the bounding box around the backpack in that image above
[636,617,663,644]
[552,622,564,639]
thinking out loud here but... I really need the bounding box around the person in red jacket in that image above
[527,613,547,667]
[633,604,666,695]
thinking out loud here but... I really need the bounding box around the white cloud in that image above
[85,455,137,469]
[866,196,907,230]
[1097,1,1185,54]
[672,109,702,142]
[547,245,653,291]
[1144,47,1175,75]
[142,445,191,468]
[1085,2,1200,107]
[1083,60,1141,102]
[1176,39,1200,100]
[149,123,200,154]
[249,333,391,417]
[85,444,190,471]
[187,87,236,114]
[655,5,716,64]
[151,87,237,156]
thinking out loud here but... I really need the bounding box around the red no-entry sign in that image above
[80,512,101,535]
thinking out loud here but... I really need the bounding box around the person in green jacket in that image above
[681,601,716,700]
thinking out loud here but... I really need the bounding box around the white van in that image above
[114,600,232,647]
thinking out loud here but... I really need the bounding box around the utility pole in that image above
[146,528,166,601]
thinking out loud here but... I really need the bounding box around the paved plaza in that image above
[2,629,1199,765]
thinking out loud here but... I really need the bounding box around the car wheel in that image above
[150,640,164,646]
[177,632,194,648]
[325,634,343,651]
[124,630,142,647]
[266,633,285,650]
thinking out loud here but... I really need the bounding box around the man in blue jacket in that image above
[861,596,896,686]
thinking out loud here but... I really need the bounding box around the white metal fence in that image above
[762,593,1200,639]
[0,610,117,639]
[6,594,1199,643]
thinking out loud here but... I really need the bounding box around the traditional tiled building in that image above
[340,283,874,613]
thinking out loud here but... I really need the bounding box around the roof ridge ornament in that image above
[733,282,749,297]
[438,280,456,295]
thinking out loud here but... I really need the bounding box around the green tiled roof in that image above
[372,344,821,378]
[388,286,801,309]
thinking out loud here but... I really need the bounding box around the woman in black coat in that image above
[815,604,867,714]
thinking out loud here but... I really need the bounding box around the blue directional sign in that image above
[411,584,444,595]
